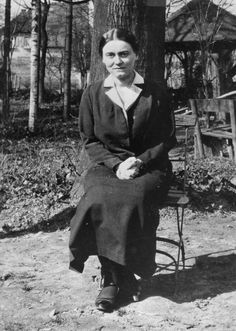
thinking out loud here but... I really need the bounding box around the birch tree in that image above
[29,0,41,132]
[1,0,11,124]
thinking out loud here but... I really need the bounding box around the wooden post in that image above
[229,100,236,164]
[189,99,205,159]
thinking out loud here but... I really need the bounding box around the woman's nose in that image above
[114,55,122,64]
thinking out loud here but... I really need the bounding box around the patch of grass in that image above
[0,120,84,232]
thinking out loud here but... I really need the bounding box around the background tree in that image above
[29,0,41,132]
[46,48,64,94]
[165,0,234,100]
[54,0,89,120]
[72,3,91,89]
[1,0,11,124]
[63,0,73,121]
[186,0,228,98]
[134,0,166,82]
[39,0,50,103]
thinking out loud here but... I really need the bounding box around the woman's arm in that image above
[79,86,122,170]
[137,93,177,168]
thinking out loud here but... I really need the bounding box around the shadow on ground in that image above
[0,206,75,239]
[138,251,236,304]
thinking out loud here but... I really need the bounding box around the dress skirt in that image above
[69,165,171,278]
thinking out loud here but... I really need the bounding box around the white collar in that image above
[104,71,144,120]
[103,71,144,88]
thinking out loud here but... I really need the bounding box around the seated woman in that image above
[69,28,176,312]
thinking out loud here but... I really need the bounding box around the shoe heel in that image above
[132,285,141,302]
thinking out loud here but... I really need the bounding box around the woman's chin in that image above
[112,72,131,81]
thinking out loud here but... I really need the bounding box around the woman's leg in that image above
[95,256,119,311]
[97,256,141,307]
[98,256,120,286]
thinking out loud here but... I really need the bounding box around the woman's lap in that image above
[69,164,170,277]
[84,164,168,201]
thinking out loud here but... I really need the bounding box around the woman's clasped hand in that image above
[116,157,144,180]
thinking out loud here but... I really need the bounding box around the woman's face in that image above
[102,40,137,82]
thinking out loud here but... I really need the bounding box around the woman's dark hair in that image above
[98,28,139,57]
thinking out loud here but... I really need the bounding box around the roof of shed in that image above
[165,0,236,48]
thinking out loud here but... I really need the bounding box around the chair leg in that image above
[175,206,185,283]
[155,205,186,292]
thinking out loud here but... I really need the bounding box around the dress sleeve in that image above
[79,86,122,170]
[137,91,177,167]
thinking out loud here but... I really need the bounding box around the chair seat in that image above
[160,189,190,207]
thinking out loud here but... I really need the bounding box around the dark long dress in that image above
[69,78,176,278]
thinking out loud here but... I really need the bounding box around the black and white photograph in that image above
[1,0,236,330]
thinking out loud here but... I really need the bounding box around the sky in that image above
[9,0,236,17]
[11,0,31,17]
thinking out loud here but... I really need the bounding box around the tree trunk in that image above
[90,0,166,84]
[63,0,73,121]
[89,0,108,84]
[29,0,41,132]
[39,0,50,104]
[136,0,166,83]
[2,0,11,124]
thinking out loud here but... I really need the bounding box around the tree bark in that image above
[137,0,166,83]
[29,0,41,132]
[90,0,166,84]
[89,0,108,84]
[2,0,11,124]
[63,0,73,121]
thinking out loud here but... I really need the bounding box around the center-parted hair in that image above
[99,28,139,57]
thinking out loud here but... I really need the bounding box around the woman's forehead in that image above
[102,40,133,53]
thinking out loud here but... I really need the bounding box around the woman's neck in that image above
[113,71,135,87]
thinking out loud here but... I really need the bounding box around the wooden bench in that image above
[189,98,236,163]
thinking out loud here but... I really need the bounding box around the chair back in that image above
[170,113,197,193]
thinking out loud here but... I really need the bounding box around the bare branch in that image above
[12,0,31,11]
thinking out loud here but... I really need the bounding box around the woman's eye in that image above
[120,52,129,58]
[104,52,129,59]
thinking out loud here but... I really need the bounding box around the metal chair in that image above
[156,112,197,283]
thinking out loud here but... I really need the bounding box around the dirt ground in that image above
[1,207,236,331]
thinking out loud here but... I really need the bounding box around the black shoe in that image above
[95,283,119,312]
[95,269,119,312]
[119,269,141,302]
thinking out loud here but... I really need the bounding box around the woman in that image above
[69,28,176,312]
